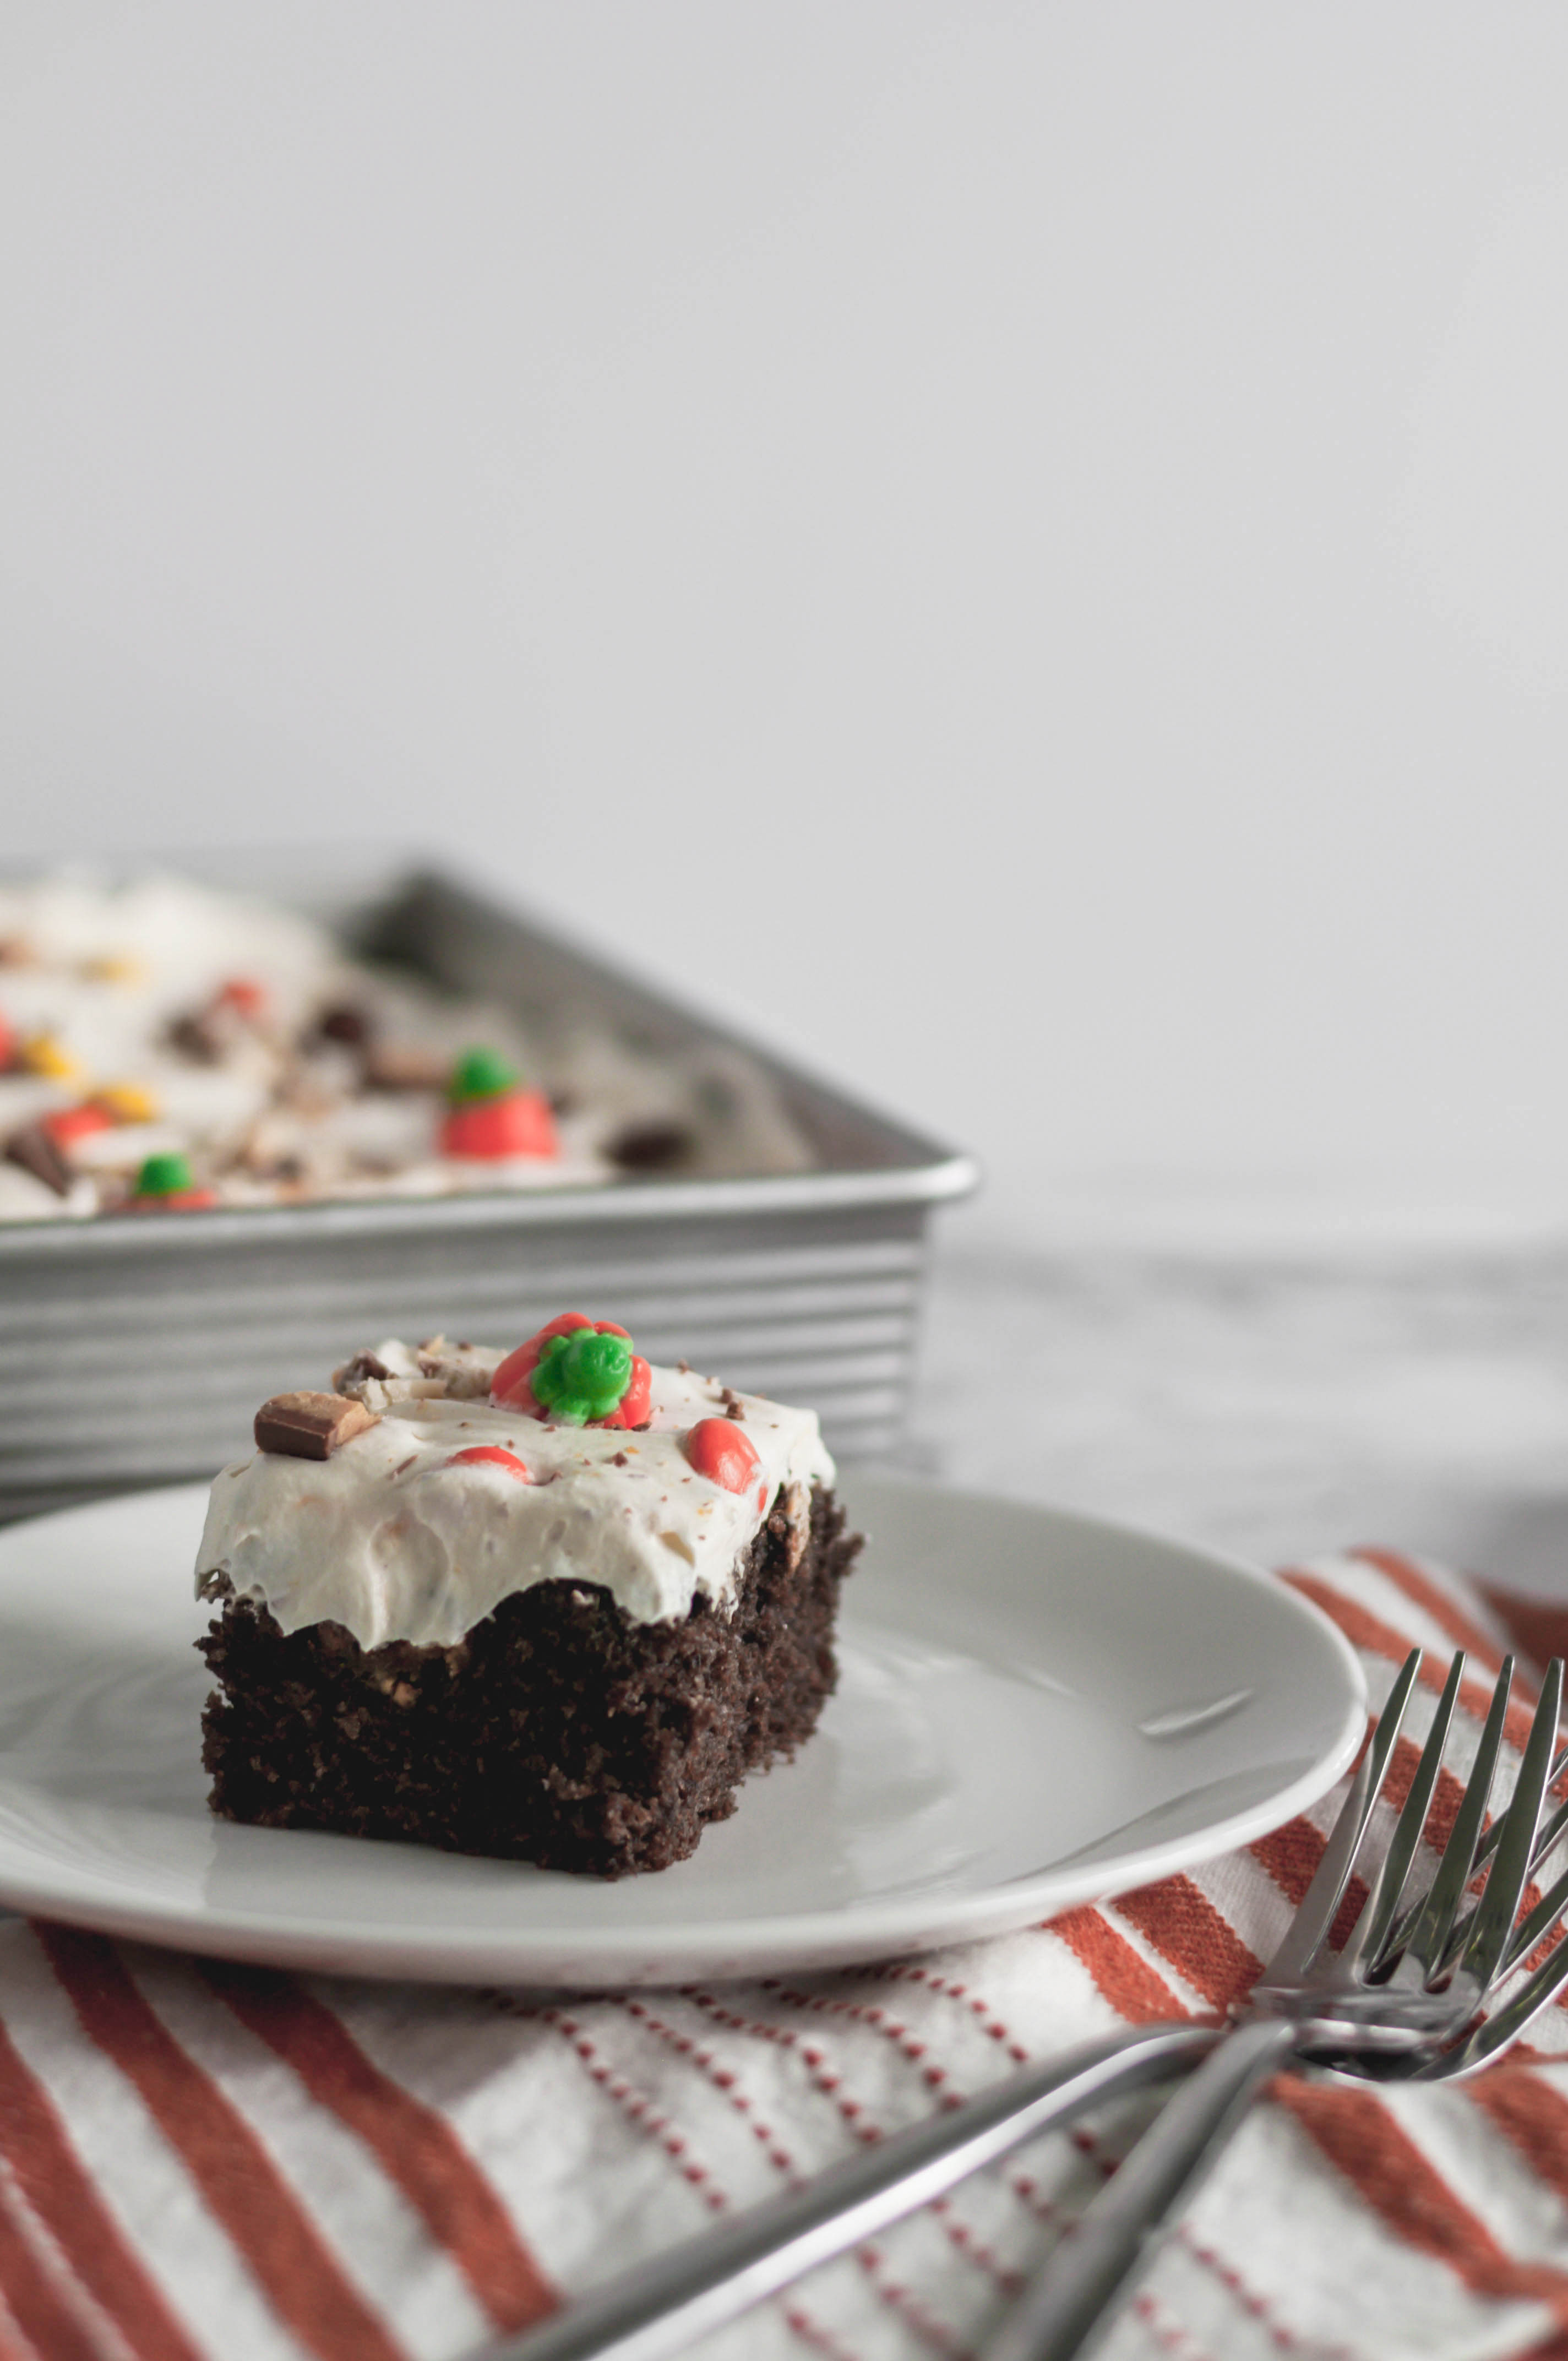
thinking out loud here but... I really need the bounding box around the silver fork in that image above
[982,1648,1568,2361]
[472,1647,1555,2361]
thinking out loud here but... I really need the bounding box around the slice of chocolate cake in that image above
[194,1316,862,1876]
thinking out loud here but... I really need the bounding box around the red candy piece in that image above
[609,1356,652,1429]
[445,1445,533,1482]
[41,1104,114,1149]
[490,1314,650,1429]
[216,977,268,1018]
[439,1089,558,1161]
[683,1418,763,1497]
[0,1013,13,1070]
[133,1189,217,1211]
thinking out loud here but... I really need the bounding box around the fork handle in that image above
[476,2022,1218,2361]
[983,2017,1297,2361]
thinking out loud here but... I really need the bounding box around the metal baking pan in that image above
[0,861,977,1521]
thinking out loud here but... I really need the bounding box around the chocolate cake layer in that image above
[198,1484,861,1876]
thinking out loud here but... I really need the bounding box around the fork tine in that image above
[1441,1925,1568,2076]
[1501,1853,1568,1980]
[1525,1783,1568,1884]
[1474,1738,1568,1872]
[1343,1651,1465,1978]
[1395,1656,1515,1982]
[1262,1649,1422,1986]
[1453,1660,1564,1988]
[1390,1732,1568,1977]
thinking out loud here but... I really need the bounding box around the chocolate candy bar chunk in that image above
[607,1119,694,1173]
[362,1042,448,1092]
[254,1390,378,1460]
[6,1123,72,1197]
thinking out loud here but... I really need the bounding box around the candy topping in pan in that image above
[40,1105,113,1149]
[17,1033,83,1084]
[439,1047,558,1161]
[131,1151,217,1211]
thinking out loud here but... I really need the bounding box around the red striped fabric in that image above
[198,1962,556,2336]
[0,2179,106,2361]
[1112,1879,1262,2015]
[0,2015,205,2361]
[1486,1587,1568,1680]
[1046,1910,1193,2024]
[1277,2080,1568,2321]
[1468,2070,1568,2202]
[1248,1810,1330,1906]
[1282,1570,1543,1751]
[39,1928,405,2361]
[1349,1546,1513,1672]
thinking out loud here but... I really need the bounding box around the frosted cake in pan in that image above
[0,873,812,1221]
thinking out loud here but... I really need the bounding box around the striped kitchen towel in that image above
[0,1546,1564,2361]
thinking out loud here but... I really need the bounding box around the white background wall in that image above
[6,4,1568,1243]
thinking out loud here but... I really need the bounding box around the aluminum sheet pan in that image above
[0,864,977,1517]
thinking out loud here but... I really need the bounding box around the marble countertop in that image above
[906,1227,1568,1599]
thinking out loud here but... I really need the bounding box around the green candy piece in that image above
[448,1047,522,1105]
[531,1330,633,1424]
[136,1150,194,1198]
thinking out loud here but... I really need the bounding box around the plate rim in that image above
[0,1476,1368,1985]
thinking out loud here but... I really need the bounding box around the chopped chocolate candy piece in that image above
[314,1002,374,1048]
[363,1042,449,1092]
[236,1130,304,1178]
[721,1388,747,1422]
[334,1348,392,1388]
[276,1075,336,1119]
[607,1119,694,1173]
[167,1010,224,1064]
[254,1390,379,1460]
[5,1123,72,1197]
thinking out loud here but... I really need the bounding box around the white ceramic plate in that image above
[0,1477,1363,1988]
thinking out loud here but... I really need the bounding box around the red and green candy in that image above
[439,1047,558,1161]
[131,1151,216,1211]
[490,1313,652,1429]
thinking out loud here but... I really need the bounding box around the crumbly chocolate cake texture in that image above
[199,1486,858,1877]
[195,1318,862,1876]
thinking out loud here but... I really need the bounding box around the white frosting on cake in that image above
[194,1343,836,1647]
